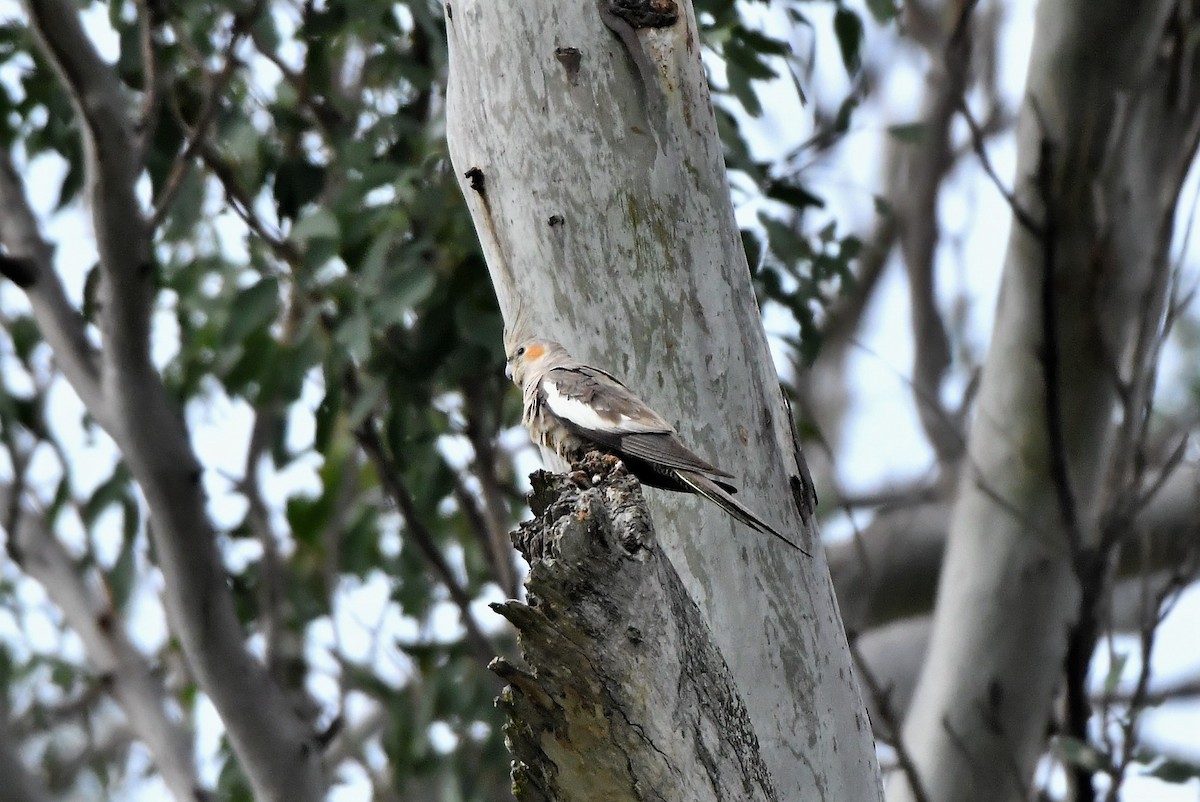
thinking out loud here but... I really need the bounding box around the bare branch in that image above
[957,102,1043,236]
[152,5,262,227]
[192,140,299,263]
[20,3,328,796]
[238,403,290,679]
[879,0,996,465]
[22,0,155,372]
[848,635,931,802]
[1102,561,1199,802]
[2,494,207,801]
[133,0,163,166]
[354,411,500,669]
[829,460,1200,632]
[0,147,106,424]
[462,380,520,598]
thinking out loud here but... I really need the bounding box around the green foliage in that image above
[698,0,869,366]
[1141,756,1200,783]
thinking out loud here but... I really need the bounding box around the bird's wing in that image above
[540,365,733,478]
[541,365,672,433]
[608,432,733,477]
[676,470,809,555]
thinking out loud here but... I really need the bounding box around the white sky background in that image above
[0,0,1197,799]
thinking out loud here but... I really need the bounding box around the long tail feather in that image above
[675,470,810,556]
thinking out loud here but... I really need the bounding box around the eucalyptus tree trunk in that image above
[444,1,882,799]
[893,2,1200,800]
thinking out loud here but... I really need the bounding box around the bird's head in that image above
[505,337,565,387]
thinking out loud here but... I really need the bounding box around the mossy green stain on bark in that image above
[622,191,687,281]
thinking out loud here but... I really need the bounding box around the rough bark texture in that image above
[893,3,1200,800]
[492,453,777,802]
[444,3,881,798]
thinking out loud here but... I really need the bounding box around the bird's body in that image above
[506,337,803,552]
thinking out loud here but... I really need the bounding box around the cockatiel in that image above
[505,336,804,553]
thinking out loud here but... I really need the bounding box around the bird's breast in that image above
[524,390,588,460]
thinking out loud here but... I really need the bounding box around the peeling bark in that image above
[493,454,777,802]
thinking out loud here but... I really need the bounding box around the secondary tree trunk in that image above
[893,3,1200,800]
[444,1,881,799]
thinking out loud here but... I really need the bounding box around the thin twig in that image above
[1104,559,1199,801]
[152,2,263,227]
[463,380,520,598]
[347,378,497,667]
[134,0,162,167]
[238,403,288,677]
[848,636,932,802]
[957,101,1044,237]
[193,140,300,263]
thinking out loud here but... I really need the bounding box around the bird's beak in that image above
[504,361,513,381]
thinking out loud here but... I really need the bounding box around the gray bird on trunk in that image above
[505,336,805,554]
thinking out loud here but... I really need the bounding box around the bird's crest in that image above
[503,298,534,355]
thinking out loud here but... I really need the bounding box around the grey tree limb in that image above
[892,3,1200,800]
[2,494,206,802]
[830,460,1200,633]
[21,0,154,368]
[886,1,979,465]
[16,2,327,798]
[492,454,777,802]
[0,147,106,426]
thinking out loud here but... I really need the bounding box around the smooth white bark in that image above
[445,2,880,799]
[893,3,1200,800]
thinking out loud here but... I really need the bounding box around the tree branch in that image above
[133,0,163,166]
[849,634,931,802]
[462,379,520,598]
[2,493,208,802]
[22,0,155,371]
[829,460,1200,632]
[492,453,778,801]
[21,3,328,797]
[354,413,499,669]
[238,403,290,681]
[0,147,106,424]
[152,4,261,227]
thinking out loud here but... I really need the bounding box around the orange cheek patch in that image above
[525,344,545,361]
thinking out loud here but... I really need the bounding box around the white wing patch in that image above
[542,381,623,432]
[542,380,668,434]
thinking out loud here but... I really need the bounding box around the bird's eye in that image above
[516,346,526,356]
